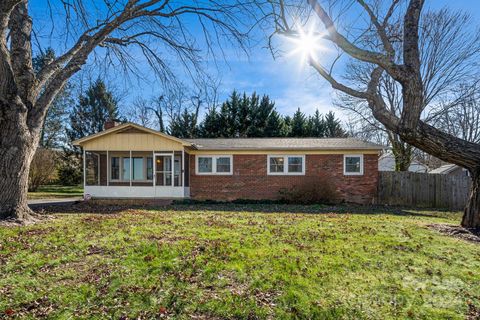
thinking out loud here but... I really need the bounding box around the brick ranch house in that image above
[73,122,384,204]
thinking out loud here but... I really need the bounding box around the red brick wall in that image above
[189,154,379,204]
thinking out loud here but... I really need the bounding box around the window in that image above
[344,155,363,175]
[132,157,144,180]
[111,157,120,180]
[288,157,303,173]
[122,158,130,180]
[196,155,233,175]
[146,157,153,180]
[268,155,305,175]
[198,157,213,173]
[216,157,231,173]
[269,157,284,173]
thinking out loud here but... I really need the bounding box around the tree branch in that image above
[356,0,394,57]
[9,1,35,105]
[307,0,406,81]
[403,0,424,71]
[309,58,370,99]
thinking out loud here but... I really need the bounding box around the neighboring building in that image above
[378,152,428,173]
[429,164,470,178]
[73,122,384,204]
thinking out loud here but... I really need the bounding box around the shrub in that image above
[28,148,58,191]
[279,177,340,205]
[57,163,82,186]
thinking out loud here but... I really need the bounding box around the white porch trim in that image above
[84,186,186,198]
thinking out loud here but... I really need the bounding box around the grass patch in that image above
[1,205,479,319]
[27,185,83,200]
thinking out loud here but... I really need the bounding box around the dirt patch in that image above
[428,224,480,244]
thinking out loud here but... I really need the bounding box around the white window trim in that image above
[267,155,305,175]
[344,154,364,176]
[196,155,233,175]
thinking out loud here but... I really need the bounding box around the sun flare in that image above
[287,25,325,64]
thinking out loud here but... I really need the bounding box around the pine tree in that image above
[289,108,307,137]
[198,90,279,138]
[66,79,119,145]
[248,95,276,137]
[264,110,286,137]
[169,109,198,138]
[200,107,221,138]
[324,111,347,137]
[60,80,120,185]
[308,109,326,137]
[237,92,252,137]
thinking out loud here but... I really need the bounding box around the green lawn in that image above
[27,185,83,200]
[1,204,479,319]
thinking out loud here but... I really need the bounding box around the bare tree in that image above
[272,0,480,228]
[28,148,58,192]
[429,82,480,144]
[0,0,265,222]
[128,76,221,134]
[127,97,155,128]
[336,8,480,171]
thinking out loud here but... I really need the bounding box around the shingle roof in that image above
[185,137,385,151]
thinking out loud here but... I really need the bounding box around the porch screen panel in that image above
[122,158,130,181]
[131,152,154,186]
[85,151,100,186]
[133,157,144,180]
[174,151,182,186]
[99,153,108,185]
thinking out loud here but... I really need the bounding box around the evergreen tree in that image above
[264,110,286,137]
[200,107,221,138]
[198,90,279,138]
[169,108,198,138]
[307,109,326,137]
[289,108,307,137]
[248,95,276,137]
[196,91,347,139]
[324,111,347,137]
[60,80,120,185]
[66,79,119,145]
[236,92,252,137]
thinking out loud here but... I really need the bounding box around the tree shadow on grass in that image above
[35,199,461,220]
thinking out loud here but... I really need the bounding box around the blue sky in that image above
[30,0,480,120]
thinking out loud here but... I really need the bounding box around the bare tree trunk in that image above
[462,171,480,229]
[0,103,37,221]
[390,138,413,171]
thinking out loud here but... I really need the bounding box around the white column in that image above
[181,149,185,194]
[152,151,155,187]
[129,150,132,187]
[171,151,174,187]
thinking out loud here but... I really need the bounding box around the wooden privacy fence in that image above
[378,171,471,210]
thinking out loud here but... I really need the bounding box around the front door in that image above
[154,153,184,198]
[155,154,173,186]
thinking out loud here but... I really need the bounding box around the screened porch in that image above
[83,150,190,198]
